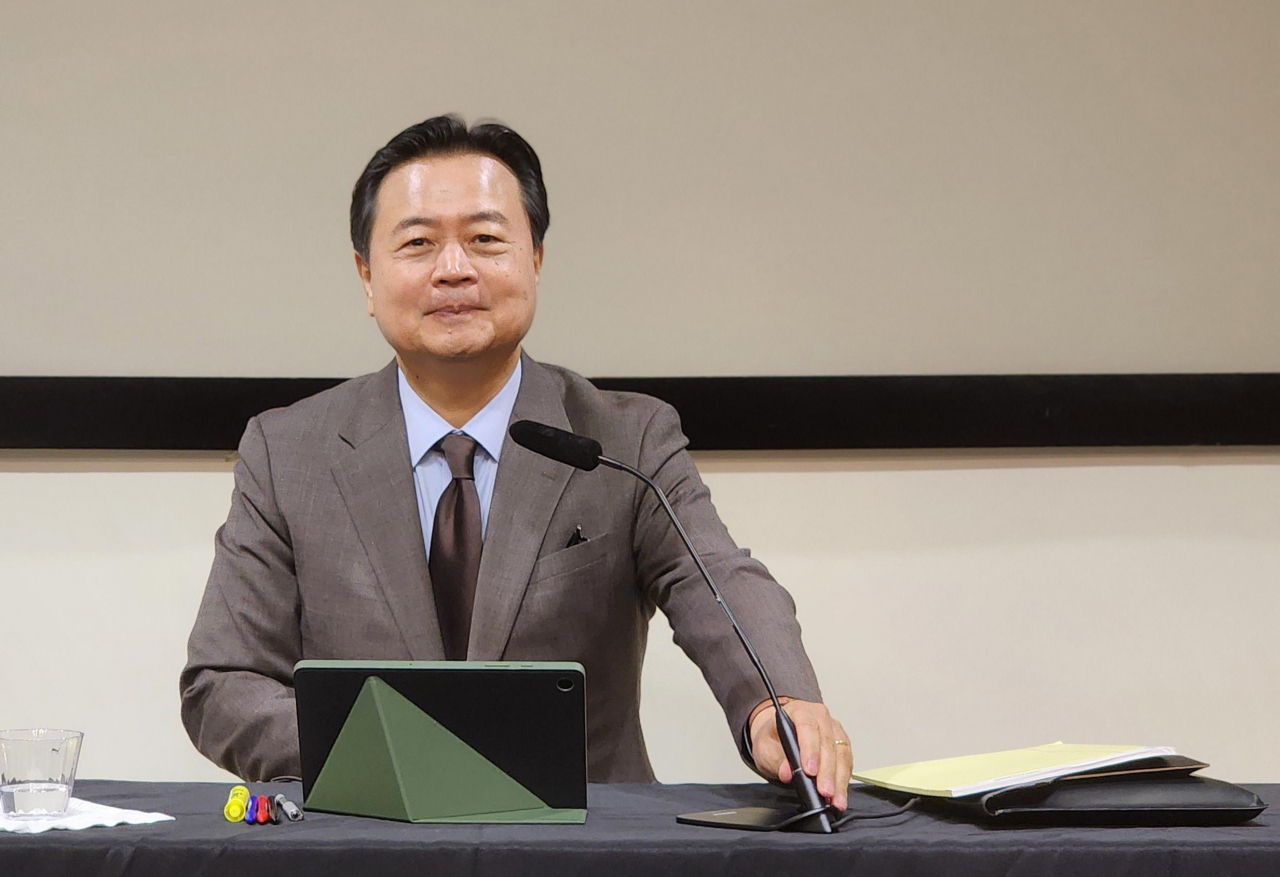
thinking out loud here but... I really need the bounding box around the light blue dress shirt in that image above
[397,360,523,560]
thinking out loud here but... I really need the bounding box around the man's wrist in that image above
[748,695,791,731]
[740,695,794,772]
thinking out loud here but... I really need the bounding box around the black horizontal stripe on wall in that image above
[1,373,1278,451]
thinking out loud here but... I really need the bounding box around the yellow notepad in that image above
[851,742,1177,798]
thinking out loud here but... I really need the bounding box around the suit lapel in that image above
[468,354,574,660]
[331,361,445,660]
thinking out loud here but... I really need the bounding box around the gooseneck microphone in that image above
[509,419,835,834]
[508,420,604,471]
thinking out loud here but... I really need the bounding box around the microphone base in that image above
[677,803,838,833]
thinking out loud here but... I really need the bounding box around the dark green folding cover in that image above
[305,676,586,823]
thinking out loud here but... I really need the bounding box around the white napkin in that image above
[0,797,174,834]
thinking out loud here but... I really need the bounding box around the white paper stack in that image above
[852,742,1179,798]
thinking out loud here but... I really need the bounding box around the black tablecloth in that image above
[2,780,1276,876]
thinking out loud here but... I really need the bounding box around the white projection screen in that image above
[2,1,1278,380]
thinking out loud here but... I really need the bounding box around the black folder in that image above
[916,757,1267,827]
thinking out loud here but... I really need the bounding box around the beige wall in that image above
[2,449,1277,783]
[2,0,1279,378]
[3,2,1278,786]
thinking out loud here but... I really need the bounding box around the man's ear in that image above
[354,250,375,317]
[533,244,544,282]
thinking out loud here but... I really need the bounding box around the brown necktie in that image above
[429,433,483,660]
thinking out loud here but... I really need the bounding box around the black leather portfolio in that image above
[919,757,1266,827]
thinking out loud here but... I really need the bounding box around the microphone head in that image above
[509,420,603,471]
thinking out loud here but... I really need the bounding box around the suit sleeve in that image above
[630,402,823,755]
[179,416,302,781]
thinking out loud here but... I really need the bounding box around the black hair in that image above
[350,114,549,262]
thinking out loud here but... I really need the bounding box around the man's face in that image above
[357,153,541,367]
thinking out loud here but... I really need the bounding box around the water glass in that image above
[0,729,84,818]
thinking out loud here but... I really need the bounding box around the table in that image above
[2,780,1276,876]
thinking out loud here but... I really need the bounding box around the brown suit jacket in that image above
[180,354,822,782]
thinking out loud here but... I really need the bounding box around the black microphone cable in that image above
[828,796,922,829]
[758,795,921,832]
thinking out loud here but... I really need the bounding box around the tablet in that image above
[294,660,587,813]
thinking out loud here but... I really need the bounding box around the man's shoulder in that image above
[248,363,394,450]
[526,359,687,461]
[531,359,673,433]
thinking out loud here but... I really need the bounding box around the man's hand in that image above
[748,698,853,811]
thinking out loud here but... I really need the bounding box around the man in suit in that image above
[181,115,853,808]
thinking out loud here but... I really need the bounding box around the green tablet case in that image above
[304,675,586,823]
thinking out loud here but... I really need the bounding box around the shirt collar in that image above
[397,359,523,466]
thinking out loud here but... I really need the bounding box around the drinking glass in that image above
[0,729,84,818]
